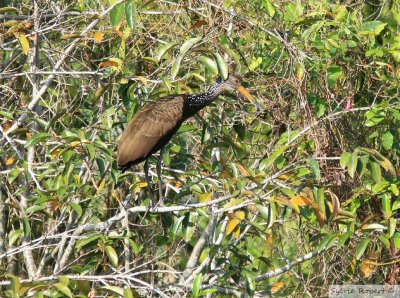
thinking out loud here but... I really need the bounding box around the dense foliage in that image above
[0,0,399,297]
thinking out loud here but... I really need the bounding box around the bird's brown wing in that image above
[117,96,184,168]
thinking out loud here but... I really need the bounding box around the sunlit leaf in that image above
[213,52,228,80]
[105,245,119,267]
[347,153,358,178]
[179,37,201,55]
[8,229,22,246]
[340,152,351,169]
[94,31,104,43]
[25,132,51,148]
[54,283,72,298]
[192,273,203,298]
[110,2,125,26]
[156,42,177,62]
[226,219,239,235]
[125,0,137,29]
[259,145,288,171]
[199,56,218,74]
[17,33,29,55]
[356,238,370,260]
[359,21,386,35]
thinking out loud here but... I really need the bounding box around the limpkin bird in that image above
[117,73,254,204]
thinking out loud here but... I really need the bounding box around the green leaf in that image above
[262,0,275,17]
[54,283,72,298]
[182,212,196,242]
[125,0,137,29]
[123,288,134,298]
[242,269,255,296]
[0,110,13,119]
[284,2,303,22]
[390,184,399,196]
[308,158,321,181]
[7,167,20,184]
[337,231,353,249]
[393,233,400,249]
[213,52,228,80]
[392,198,400,211]
[378,235,390,249]
[369,160,382,183]
[6,273,20,296]
[347,153,358,178]
[388,218,396,238]
[381,131,393,150]
[59,276,69,286]
[8,229,22,246]
[259,145,288,170]
[69,202,82,217]
[359,21,386,35]
[105,245,119,267]
[327,66,342,87]
[156,42,177,62]
[26,204,46,214]
[171,55,184,79]
[110,3,125,26]
[256,203,277,228]
[25,132,51,148]
[102,286,124,296]
[75,234,102,251]
[340,152,351,169]
[361,223,387,231]
[179,37,201,55]
[365,109,385,127]
[381,194,391,213]
[199,56,218,74]
[355,238,370,260]
[192,273,203,298]
[318,233,337,250]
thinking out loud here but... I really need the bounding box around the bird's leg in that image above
[157,147,165,206]
[144,158,154,206]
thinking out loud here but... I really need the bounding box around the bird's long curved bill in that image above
[237,85,264,111]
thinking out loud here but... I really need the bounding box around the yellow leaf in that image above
[232,226,241,238]
[99,60,119,68]
[290,195,309,207]
[70,141,82,148]
[235,211,245,220]
[60,33,80,39]
[360,259,377,278]
[223,199,243,210]
[17,33,29,55]
[227,211,234,219]
[137,76,147,86]
[247,204,257,214]
[271,281,284,293]
[3,20,18,27]
[226,219,239,235]
[94,31,104,43]
[198,193,212,203]
[235,163,251,176]
[134,182,148,192]
[50,148,61,159]
[6,157,15,165]
[277,174,290,181]
[96,179,106,195]
[267,235,273,245]
[272,196,300,214]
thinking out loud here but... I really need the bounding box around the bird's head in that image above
[213,73,255,104]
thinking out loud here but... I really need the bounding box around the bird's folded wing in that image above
[117,97,184,167]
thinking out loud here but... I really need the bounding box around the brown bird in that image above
[117,73,255,203]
